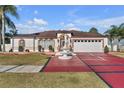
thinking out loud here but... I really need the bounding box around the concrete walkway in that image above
[0,65,44,73]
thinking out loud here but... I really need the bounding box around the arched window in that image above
[19,39,25,47]
[18,39,25,52]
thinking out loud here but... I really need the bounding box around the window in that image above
[18,39,25,52]
[5,38,11,44]
[74,40,77,42]
[19,39,25,47]
[95,40,97,42]
[81,40,83,42]
[99,40,101,42]
[88,40,90,42]
[85,40,87,42]
[78,40,80,42]
[92,40,94,42]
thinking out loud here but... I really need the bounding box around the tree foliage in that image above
[89,27,98,33]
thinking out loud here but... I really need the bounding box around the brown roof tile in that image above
[14,30,105,38]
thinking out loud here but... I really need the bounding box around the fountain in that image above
[56,49,76,59]
[55,34,76,60]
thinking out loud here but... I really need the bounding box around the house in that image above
[6,30,108,52]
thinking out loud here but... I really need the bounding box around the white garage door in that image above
[73,39,103,52]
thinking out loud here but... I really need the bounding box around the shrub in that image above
[104,45,109,53]
[18,46,24,52]
[49,45,52,51]
[49,45,54,52]
[25,49,30,52]
[9,49,13,52]
[38,45,42,52]
[52,47,54,52]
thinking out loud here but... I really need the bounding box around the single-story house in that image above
[6,30,108,52]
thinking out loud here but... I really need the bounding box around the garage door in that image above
[73,39,103,52]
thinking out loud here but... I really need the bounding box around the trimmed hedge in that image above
[104,45,109,53]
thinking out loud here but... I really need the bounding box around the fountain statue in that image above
[55,34,76,60]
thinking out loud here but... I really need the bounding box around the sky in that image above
[7,5,124,34]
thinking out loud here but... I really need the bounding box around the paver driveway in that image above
[77,52,124,88]
[43,52,124,88]
[43,56,91,72]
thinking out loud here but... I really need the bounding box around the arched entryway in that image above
[38,39,55,52]
[57,34,72,51]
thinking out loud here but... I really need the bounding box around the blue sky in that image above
[8,5,124,34]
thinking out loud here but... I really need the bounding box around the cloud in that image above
[65,23,75,27]
[16,23,47,34]
[16,18,48,34]
[66,27,80,31]
[63,23,80,31]
[27,18,48,26]
[74,16,124,29]
[34,10,38,14]
[59,22,65,26]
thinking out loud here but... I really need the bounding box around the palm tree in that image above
[10,29,18,51]
[116,23,124,51]
[104,25,119,51]
[0,20,2,51]
[0,5,19,52]
[105,23,124,52]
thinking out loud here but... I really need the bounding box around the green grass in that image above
[0,72,108,88]
[111,52,124,58]
[0,53,49,65]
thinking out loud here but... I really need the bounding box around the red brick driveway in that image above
[43,56,91,72]
[77,52,124,88]
[43,52,124,88]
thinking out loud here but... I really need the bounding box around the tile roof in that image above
[14,30,105,38]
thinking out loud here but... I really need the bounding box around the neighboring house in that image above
[6,30,108,52]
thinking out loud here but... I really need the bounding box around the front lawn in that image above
[0,72,108,88]
[0,53,49,65]
[110,52,124,58]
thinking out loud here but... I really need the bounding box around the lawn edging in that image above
[40,57,51,72]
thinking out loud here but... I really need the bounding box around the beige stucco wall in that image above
[13,38,34,52]
[8,37,108,52]
[5,44,12,52]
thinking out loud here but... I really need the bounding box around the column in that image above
[64,35,67,48]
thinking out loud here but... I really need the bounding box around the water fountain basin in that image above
[56,49,76,60]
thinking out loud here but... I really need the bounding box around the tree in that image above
[104,45,109,53]
[9,29,18,51]
[104,23,124,52]
[89,27,98,33]
[115,23,124,51]
[104,25,117,51]
[0,20,2,51]
[0,5,19,52]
